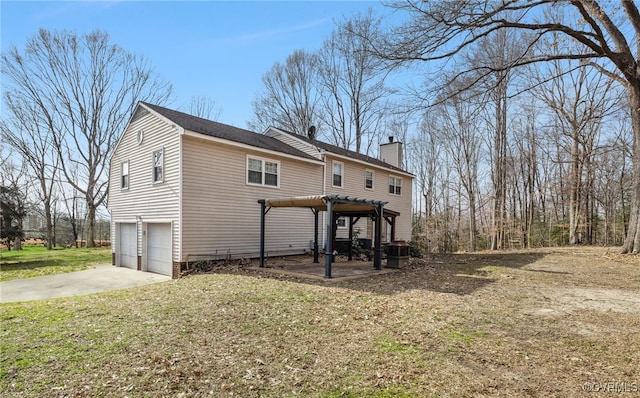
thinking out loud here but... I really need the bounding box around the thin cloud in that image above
[224,17,330,44]
[27,1,124,25]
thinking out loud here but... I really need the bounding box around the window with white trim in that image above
[365,169,374,190]
[389,176,402,195]
[332,161,343,187]
[337,216,347,229]
[247,156,279,187]
[121,161,129,189]
[152,149,164,183]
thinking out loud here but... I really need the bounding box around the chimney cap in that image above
[308,125,316,140]
[388,136,394,143]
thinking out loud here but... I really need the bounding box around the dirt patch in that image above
[527,287,640,315]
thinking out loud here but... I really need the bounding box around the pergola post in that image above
[324,198,334,279]
[390,216,396,242]
[258,199,266,267]
[348,215,354,261]
[312,208,319,263]
[374,202,383,270]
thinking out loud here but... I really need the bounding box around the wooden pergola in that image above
[258,194,399,278]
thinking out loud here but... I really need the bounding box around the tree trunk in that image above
[569,127,581,245]
[13,221,22,250]
[622,85,640,253]
[86,203,96,248]
[44,201,53,250]
[469,189,477,252]
[491,91,508,250]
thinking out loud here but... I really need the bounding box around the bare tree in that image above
[59,173,86,248]
[0,155,28,250]
[186,95,223,120]
[434,86,483,251]
[318,10,390,153]
[510,101,543,248]
[248,49,321,135]
[1,29,173,247]
[407,112,444,253]
[1,96,59,249]
[531,60,619,244]
[376,0,640,253]
[432,25,531,251]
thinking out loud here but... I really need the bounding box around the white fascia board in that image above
[182,129,325,165]
[326,152,415,178]
[265,127,324,157]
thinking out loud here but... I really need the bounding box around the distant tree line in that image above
[248,1,640,254]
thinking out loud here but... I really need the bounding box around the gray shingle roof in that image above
[141,102,318,161]
[275,128,412,175]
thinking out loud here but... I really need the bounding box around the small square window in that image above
[153,149,164,183]
[337,217,347,229]
[121,161,129,189]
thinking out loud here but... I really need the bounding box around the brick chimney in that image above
[379,136,403,168]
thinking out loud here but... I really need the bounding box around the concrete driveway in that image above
[0,265,171,303]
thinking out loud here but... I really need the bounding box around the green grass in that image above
[0,245,111,281]
[375,334,420,355]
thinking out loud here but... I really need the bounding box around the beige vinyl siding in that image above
[181,135,324,260]
[109,110,180,260]
[324,155,413,242]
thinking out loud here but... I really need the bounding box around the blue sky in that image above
[1,1,388,128]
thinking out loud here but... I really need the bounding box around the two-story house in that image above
[108,102,413,278]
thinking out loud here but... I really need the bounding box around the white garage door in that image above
[119,223,137,269]
[147,223,172,276]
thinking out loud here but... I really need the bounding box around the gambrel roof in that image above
[141,102,318,161]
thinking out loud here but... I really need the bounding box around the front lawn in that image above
[0,246,112,282]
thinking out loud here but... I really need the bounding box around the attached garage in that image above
[118,223,138,269]
[146,223,173,276]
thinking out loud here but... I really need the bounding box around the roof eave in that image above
[182,130,325,165]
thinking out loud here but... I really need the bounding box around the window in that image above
[265,161,278,186]
[365,169,374,190]
[248,158,263,184]
[153,149,164,183]
[121,161,129,189]
[389,176,402,195]
[332,161,343,187]
[247,156,279,187]
[337,216,347,229]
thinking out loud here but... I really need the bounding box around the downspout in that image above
[176,124,185,276]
